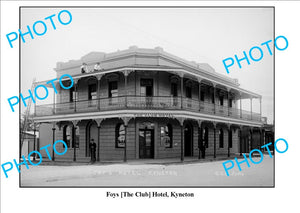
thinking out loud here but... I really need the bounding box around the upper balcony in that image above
[33,47,263,124]
[35,96,261,122]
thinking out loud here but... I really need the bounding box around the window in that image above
[161,124,173,148]
[63,125,79,148]
[186,86,192,98]
[200,90,205,101]
[108,81,118,98]
[171,83,178,97]
[63,125,72,148]
[74,126,80,148]
[219,129,224,148]
[141,79,153,96]
[229,129,232,148]
[229,99,233,108]
[219,96,224,106]
[171,83,178,106]
[211,90,215,104]
[88,84,97,100]
[116,123,125,148]
[70,87,78,102]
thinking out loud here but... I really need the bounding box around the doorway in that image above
[139,129,154,159]
[184,123,193,156]
[140,79,153,107]
[86,121,97,157]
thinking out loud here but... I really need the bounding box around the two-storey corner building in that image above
[34,46,267,162]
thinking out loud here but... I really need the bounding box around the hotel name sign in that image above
[133,113,175,118]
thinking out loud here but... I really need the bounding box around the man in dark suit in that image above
[90,139,96,163]
[201,139,206,159]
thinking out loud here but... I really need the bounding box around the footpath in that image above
[35,152,273,166]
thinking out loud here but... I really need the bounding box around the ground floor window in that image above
[74,126,80,148]
[63,124,79,148]
[161,124,173,148]
[116,123,125,148]
[63,125,71,148]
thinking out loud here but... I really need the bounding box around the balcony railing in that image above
[35,96,262,122]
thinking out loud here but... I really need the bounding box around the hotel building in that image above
[34,46,270,162]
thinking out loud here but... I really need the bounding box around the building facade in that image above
[34,46,269,162]
[21,131,38,158]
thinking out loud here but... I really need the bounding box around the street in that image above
[21,156,274,187]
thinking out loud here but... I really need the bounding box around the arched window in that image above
[63,125,72,148]
[185,86,192,98]
[63,124,79,148]
[161,124,173,148]
[171,83,178,97]
[116,123,125,148]
[219,129,224,148]
[74,126,80,148]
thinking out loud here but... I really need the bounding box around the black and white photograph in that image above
[19,7,274,187]
[1,1,299,213]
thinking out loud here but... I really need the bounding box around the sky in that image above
[21,7,274,123]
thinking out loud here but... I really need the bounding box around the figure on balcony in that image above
[81,63,89,73]
[90,138,96,163]
[94,62,102,72]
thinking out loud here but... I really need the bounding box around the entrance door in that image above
[139,129,154,159]
[87,122,97,157]
[184,124,193,156]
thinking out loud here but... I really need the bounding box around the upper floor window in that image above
[200,90,205,101]
[186,86,192,98]
[108,81,118,98]
[211,88,215,104]
[141,79,153,97]
[219,96,224,106]
[161,124,173,148]
[70,87,78,102]
[219,129,224,148]
[229,98,233,108]
[115,123,125,148]
[171,83,178,97]
[88,84,97,100]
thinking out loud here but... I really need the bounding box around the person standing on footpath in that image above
[201,139,206,159]
[90,139,96,163]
